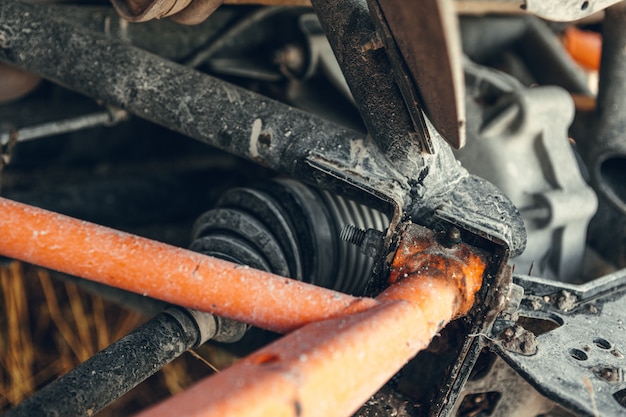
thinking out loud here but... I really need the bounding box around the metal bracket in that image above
[489,272,626,416]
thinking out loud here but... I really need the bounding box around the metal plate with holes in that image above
[496,272,626,416]
[525,0,622,22]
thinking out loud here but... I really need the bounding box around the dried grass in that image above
[0,262,35,408]
[0,262,231,416]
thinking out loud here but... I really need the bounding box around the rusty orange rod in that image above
[0,197,378,333]
[134,224,486,417]
[563,26,602,71]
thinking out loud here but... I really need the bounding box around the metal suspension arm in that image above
[0,196,488,416]
[134,225,485,417]
[0,197,376,333]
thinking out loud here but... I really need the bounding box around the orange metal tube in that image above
[0,198,487,417]
[134,224,487,417]
[0,197,377,333]
[563,26,602,71]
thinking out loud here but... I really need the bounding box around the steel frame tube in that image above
[133,224,486,417]
[308,0,525,259]
[309,0,423,160]
[0,1,406,207]
[0,196,485,417]
[138,301,451,417]
[0,196,377,333]
[0,192,485,416]
[0,1,526,260]
[5,308,202,417]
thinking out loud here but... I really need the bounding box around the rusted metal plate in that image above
[372,0,466,149]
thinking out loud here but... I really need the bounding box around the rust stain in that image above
[387,224,486,317]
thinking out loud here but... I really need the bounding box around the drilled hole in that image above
[581,1,589,10]
[594,338,612,350]
[614,388,626,409]
[457,392,501,416]
[259,132,272,147]
[570,348,588,361]
[517,315,562,336]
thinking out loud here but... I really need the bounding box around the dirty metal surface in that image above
[309,0,525,260]
[450,353,575,417]
[128,222,488,417]
[495,272,626,416]
[409,236,513,417]
[0,1,410,218]
[460,59,597,281]
[0,1,552,416]
[309,0,429,176]
[379,221,512,417]
[370,0,465,149]
[0,1,526,268]
[4,309,201,417]
[524,0,621,22]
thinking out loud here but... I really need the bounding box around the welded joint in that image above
[384,223,487,318]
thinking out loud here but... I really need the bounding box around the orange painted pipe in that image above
[563,26,602,71]
[0,197,487,417]
[134,224,487,417]
[0,197,377,333]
